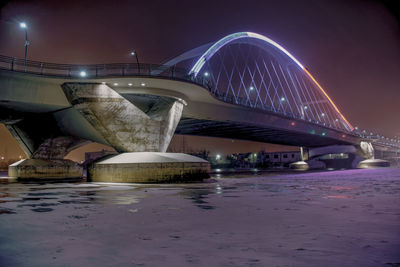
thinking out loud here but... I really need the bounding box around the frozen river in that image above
[1,168,400,267]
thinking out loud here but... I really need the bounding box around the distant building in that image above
[212,150,301,168]
[262,151,301,163]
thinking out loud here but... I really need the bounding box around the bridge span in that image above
[0,32,398,181]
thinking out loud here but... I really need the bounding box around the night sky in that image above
[0,0,399,159]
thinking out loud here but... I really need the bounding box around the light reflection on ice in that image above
[111,195,143,205]
[324,195,353,199]
[215,184,222,194]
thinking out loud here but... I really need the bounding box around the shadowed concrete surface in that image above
[0,168,399,267]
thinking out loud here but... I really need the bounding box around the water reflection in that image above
[31,207,53,212]
[177,182,244,210]
[109,195,142,205]
[0,207,16,214]
[0,172,287,214]
[0,183,144,215]
[215,184,222,194]
[180,187,216,210]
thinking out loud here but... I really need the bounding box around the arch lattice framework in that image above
[180,32,354,132]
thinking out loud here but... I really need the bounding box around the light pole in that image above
[19,22,29,72]
[130,51,140,74]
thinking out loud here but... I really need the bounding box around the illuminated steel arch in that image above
[189,32,354,131]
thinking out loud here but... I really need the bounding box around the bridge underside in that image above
[175,118,353,148]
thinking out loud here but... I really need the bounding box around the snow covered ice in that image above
[0,168,400,266]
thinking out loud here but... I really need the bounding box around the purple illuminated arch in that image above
[189,32,304,77]
[189,32,354,131]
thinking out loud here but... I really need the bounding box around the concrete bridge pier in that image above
[357,141,390,168]
[288,147,310,170]
[7,136,84,180]
[0,109,85,180]
[87,152,210,183]
[290,142,390,170]
[61,83,184,153]
[61,83,209,182]
[2,81,210,182]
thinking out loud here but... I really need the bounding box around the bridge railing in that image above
[0,55,209,87]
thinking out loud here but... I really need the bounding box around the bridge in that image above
[0,32,398,181]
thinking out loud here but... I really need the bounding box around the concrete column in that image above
[152,100,184,152]
[61,83,183,153]
[300,147,309,161]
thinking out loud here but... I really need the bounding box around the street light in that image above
[19,22,29,72]
[130,50,140,74]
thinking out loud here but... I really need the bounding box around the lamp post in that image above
[19,22,29,72]
[130,51,140,74]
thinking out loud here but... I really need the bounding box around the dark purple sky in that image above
[0,0,399,159]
